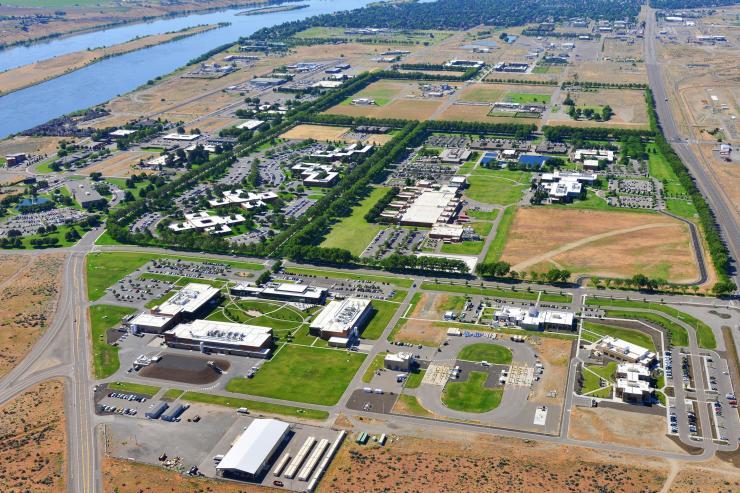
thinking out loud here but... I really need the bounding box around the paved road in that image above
[644,8,739,289]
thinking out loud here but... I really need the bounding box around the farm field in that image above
[225,344,365,406]
[499,207,700,282]
[321,186,390,255]
[280,124,352,141]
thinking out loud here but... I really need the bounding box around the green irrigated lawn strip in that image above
[320,186,390,255]
[582,321,656,351]
[457,343,512,364]
[362,300,403,340]
[603,310,689,347]
[442,371,503,413]
[484,206,516,263]
[107,381,160,396]
[362,354,385,383]
[587,297,714,348]
[181,391,328,420]
[89,304,136,379]
[225,344,365,406]
[420,281,572,303]
[284,266,413,288]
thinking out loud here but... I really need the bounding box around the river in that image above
[0,0,371,138]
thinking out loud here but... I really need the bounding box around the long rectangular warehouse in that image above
[163,319,273,358]
[217,419,290,480]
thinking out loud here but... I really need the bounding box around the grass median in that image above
[181,391,328,420]
[420,281,572,303]
[89,304,136,379]
[603,310,688,347]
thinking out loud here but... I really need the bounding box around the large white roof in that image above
[217,419,290,475]
[157,282,220,315]
[167,319,271,348]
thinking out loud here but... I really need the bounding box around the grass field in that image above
[581,362,616,398]
[603,310,689,347]
[582,321,655,351]
[420,281,572,303]
[647,144,688,196]
[107,381,160,396]
[483,206,516,263]
[284,266,413,288]
[587,298,714,349]
[442,372,503,413]
[457,343,512,364]
[362,300,401,339]
[440,222,491,256]
[405,369,425,389]
[162,389,184,401]
[395,394,433,416]
[89,304,136,379]
[181,391,328,420]
[466,173,528,206]
[363,354,385,383]
[665,198,697,220]
[321,186,389,255]
[506,92,551,104]
[225,345,365,405]
[467,208,499,221]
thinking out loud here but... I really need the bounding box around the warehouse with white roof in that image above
[129,282,221,334]
[217,419,291,480]
[309,298,372,339]
[163,319,273,357]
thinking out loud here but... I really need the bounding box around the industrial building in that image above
[493,306,575,331]
[130,283,221,334]
[164,319,273,357]
[231,282,327,304]
[217,419,291,480]
[615,363,654,404]
[309,298,372,339]
[291,163,340,188]
[540,171,598,203]
[595,336,656,365]
[439,148,472,163]
[445,59,484,69]
[381,184,462,227]
[5,153,27,166]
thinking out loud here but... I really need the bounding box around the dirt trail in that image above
[511,222,676,271]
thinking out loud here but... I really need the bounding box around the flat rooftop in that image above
[157,282,220,316]
[167,319,271,348]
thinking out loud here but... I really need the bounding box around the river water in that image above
[0,0,371,138]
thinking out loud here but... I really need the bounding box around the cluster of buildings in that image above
[592,335,657,404]
[310,143,373,161]
[168,211,246,235]
[573,148,615,170]
[493,306,576,331]
[492,101,546,115]
[539,170,598,203]
[4,152,28,166]
[207,189,279,210]
[377,180,464,228]
[291,162,340,187]
[493,62,529,73]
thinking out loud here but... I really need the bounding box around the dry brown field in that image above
[0,253,65,378]
[409,292,458,320]
[326,98,443,120]
[281,124,353,141]
[102,456,264,493]
[0,25,216,95]
[500,207,699,282]
[320,434,668,493]
[528,338,571,410]
[603,37,644,60]
[569,60,647,84]
[547,88,649,128]
[695,143,740,220]
[393,319,448,346]
[0,135,67,159]
[0,379,67,492]
[569,407,687,453]
[184,116,241,134]
[0,170,27,186]
[85,151,154,177]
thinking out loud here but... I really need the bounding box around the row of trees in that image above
[364,187,399,223]
[542,125,652,142]
[379,254,469,274]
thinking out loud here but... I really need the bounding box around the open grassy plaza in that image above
[320,186,390,255]
[457,343,513,364]
[442,371,503,413]
[225,344,366,406]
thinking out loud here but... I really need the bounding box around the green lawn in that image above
[405,369,425,389]
[420,281,572,303]
[457,343,512,364]
[181,391,328,420]
[362,300,401,339]
[505,92,551,104]
[483,206,516,263]
[467,209,499,221]
[583,321,655,351]
[284,266,413,288]
[89,304,136,379]
[162,389,184,401]
[225,345,365,405]
[94,230,126,246]
[466,174,527,206]
[587,297,714,349]
[321,186,389,255]
[396,394,433,416]
[442,372,503,413]
[440,222,492,256]
[647,144,687,196]
[666,199,697,220]
[581,362,617,397]
[362,354,386,383]
[107,381,160,396]
[603,310,689,347]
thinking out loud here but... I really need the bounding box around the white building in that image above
[291,163,339,187]
[310,143,373,161]
[384,352,415,371]
[400,187,461,227]
[236,119,265,130]
[573,149,615,162]
[168,211,246,235]
[445,59,484,69]
[231,282,327,304]
[164,319,272,357]
[208,189,278,210]
[429,224,465,242]
[615,363,654,403]
[109,129,136,138]
[493,306,575,331]
[309,298,372,339]
[595,336,656,365]
[163,133,201,141]
[130,282,221,333]
[217,419,290,480]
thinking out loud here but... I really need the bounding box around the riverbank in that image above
[0,0,280,50]
[0,24,225,98]
[237,3,308,15]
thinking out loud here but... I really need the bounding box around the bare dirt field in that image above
[695,143,740,219]
[320,434,669,493]
[0,379,66,492]
[500,207,699,282]
[184,116,241,134]
[409,292,462,320]
[394,319,448,347]
[102,456,264,493]
[0,253,65,378]
[569,60,647,84]
[569,407,687,453]
[0,135,67,161]
[528,338,571,409]
[0,25,217,95]
[84,150,154,178]
[281,124,353,141]
[326,98,443,120]
[547,88,649,129]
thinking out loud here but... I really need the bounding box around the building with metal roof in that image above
[217,419,291,480]
[309,298,372,339]
[164,319,273,358]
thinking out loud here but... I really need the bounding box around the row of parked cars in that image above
[100,405,138,416]
[108,392,147,403]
